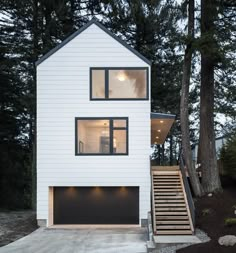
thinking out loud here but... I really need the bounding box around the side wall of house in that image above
[37,24,151,225]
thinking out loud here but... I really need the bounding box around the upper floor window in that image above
[75,117,128,155]
[90,67,148,100]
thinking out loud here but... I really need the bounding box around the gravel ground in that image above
[0,211,37,247]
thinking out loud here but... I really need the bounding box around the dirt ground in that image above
[178,176,236,253]
[0,210,37,247]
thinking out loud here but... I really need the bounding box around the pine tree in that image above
[180,0,203,196]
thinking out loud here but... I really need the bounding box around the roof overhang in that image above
[151,113,175,145]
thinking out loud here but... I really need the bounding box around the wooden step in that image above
[154,186,182,190]
[156,220,190,225]
[155,175,180,177]
[153,171,179,175]
[155,191,183,194]
[153,175,179,180]
[152,171,194,236]
[156,225,191,230]
[156,203,186,207]
[156,207,187,211]
[155,191,184,197]
[154,189,182,192]
[155,194,184,197]
[153,182,181,185]
[156,212,188,215]
[156,216,189,220]
[155,230,192,235]
[155,196,184,199]
[154,184,182,189]
[153,180,181,182]
[152,166,180,171]
[153,177,179,178]
[155,199,185,203]
[154,174,180,176]
[153,175,179,178]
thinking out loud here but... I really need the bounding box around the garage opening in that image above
[53,187,139,224]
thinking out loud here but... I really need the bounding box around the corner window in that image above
[75,117,128,155]
[90,68,148,100]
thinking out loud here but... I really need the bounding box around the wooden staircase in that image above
[152,167,194,235]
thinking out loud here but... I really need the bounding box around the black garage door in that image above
[53,187,139,224]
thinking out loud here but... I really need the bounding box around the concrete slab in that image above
[0,227,147,253]
[153,235,201,244]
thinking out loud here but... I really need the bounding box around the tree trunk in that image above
[158,145,161,165]
[200,0,222,193]
[180,0,203,196]
[31,0,39,210]
[162,143,165,165]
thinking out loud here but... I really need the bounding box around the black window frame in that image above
[90,67,149,100]
[75,117,129,156]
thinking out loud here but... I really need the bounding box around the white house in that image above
[36,19,193,235]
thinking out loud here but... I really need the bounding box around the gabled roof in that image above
[36,18,151,66]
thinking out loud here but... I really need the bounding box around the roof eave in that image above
[151,112,176,119]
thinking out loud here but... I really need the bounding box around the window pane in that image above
[113,130,127,154]
[109,69,147,98]
[77,120,110,153]
[113,119,127,128]
[92,70,105,98]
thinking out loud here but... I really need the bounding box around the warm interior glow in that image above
[109,69,147,98]
[92,187,103,197]
[119,186,128,196]
[66,187,76,197]
[101,123,109,136]
[151,118,175,145]
[156,136,159,139]
[113,137,117,148]
[116,71,127,81]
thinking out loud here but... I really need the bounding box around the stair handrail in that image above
[179,153,195,228]
[150,161,156,233]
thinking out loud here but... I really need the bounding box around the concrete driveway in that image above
[0,227,147,253]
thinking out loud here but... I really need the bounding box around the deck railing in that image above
[179,154,195,228]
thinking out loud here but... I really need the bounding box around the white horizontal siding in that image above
[37,23,151,225]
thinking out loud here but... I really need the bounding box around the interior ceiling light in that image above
[160,120,164,123]
[117,71,127,81]
[156,136,159,139]
[157,129,161,132]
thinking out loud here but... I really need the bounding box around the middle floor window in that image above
[75,117,128,155]
[90,67,148,100]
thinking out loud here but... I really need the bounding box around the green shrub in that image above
[220,130,236,179]
[202,208,212,216]
[224,218,236,227]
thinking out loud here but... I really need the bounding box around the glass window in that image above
[91,68,148,100]
[91,70,105,99]
[109,69,147,99]
[76,118,128,155]
[113,119,127,128]
[77,119,110,154]
[113,130,127,154]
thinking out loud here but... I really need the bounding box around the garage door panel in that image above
[53,187,139,224]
